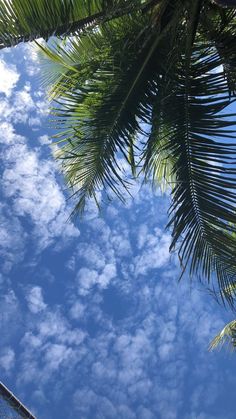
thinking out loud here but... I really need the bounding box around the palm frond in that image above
[39,1,236,302]
[38,3,184,214]
[143,83,177,191]
[7,0,236,303]
[209,319,236,350]
[209,280,236,351]
[0,0,161,49]
[165,43,236,304]
[201,6,236,95]
[141,2,236,304]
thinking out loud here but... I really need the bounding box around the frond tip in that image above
[209,320,236,351]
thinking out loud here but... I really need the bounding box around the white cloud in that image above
[0,59,19,97]
[0,84,36,124]
[0,347,15,373]
[77,268,99,295]
[98,263,117,287]
[134,230,171,276]
[43,343,74,371]
[76,263,116,295]
[28,116,42,127]
[0,121,25,144]
[22,43,41,77]
[1,124,79,251]
[38,134,51,145]
[26,286,47,314]
[0,204,27,272]
[69,302,85,320]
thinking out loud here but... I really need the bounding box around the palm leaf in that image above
[38,2,185,214]
[166,47,236,302]
[0,0,162,49]
[39,1,236,302]
[201,6,236,95]
[5,0,236,303]
[209,319,236,350]
[143,2,236,304]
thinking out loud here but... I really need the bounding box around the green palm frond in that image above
[201,5,236,95]
[143,84,177,191]
[143,5,236,303]
[3,0,236,302]
[165,45,236,303]
[0,0,100,47]
[38,3,184,214]
[37,1,236,301]
[209,319,236,350]
[0,0,161,49]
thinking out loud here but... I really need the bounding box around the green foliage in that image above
[0,0,151,48]
[1,0,236,303]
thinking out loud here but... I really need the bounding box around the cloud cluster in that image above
[0,53,79,271]
[2,187,230,418]
[0,59,19,97]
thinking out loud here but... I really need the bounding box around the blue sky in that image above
[1,43,236,419]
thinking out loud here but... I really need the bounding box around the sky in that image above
[1,42,236,419]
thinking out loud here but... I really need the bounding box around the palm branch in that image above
[1,0,236,303]
[38,2,184,214]
[36,1,236,304]
[0,0,161,49]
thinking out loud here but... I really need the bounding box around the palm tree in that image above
[1,0,236,304]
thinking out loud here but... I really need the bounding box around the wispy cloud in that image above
[0,59,19,97]
[26,286,47,314]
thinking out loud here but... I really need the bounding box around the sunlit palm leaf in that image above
[209,319,236,350]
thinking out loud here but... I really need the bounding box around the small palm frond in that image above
[36,34,108,99]
[209,319,236,350]
[209,280,236,351]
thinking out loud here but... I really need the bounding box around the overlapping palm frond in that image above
[1,0,236,303]
[36,0,236,302]
[201,4,236,95]
[142,5,236,303]
[0,0,159,49]
[0,0,98,47]
[37,2,184,214]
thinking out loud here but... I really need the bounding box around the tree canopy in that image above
[1,0,236,304]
